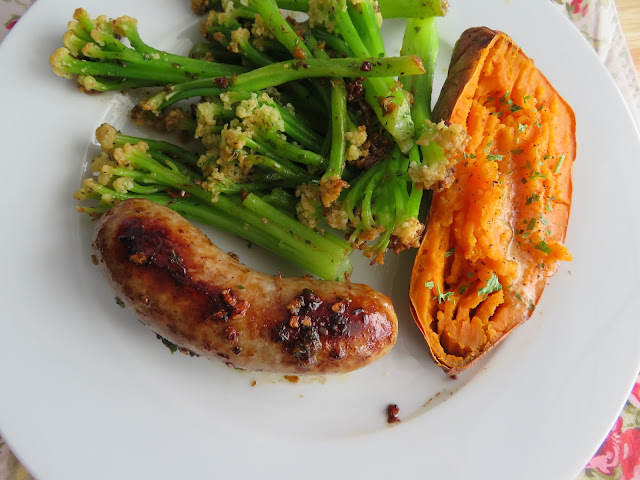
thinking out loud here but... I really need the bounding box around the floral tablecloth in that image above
[1,0,640,479]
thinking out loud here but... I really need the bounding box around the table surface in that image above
[618,0,640,76]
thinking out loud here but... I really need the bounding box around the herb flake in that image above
[434,284,454,304]
[535,240,552,255]
[477,274,502,296]
[553,155,565,174]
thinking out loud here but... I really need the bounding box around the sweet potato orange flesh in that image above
[409,27,575,374]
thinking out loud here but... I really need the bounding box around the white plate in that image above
[1,0,639,479]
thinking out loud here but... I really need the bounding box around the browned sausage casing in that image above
[92,199,398,374]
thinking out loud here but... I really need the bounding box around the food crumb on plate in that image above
[386,404,401,424]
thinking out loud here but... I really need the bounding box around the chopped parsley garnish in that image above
[509,104,523,113]
[515,292,523,301]
[546,197,555,212]
[424,281,434,289]
[526,193,540,205]
[528,301,536,311]
[535,240,552,255]
[487,154,504,162]
[237,285,245,289]
[477,274,502,296]
[434,284,454,303]
[161,337,178,354]
[526,217,537,231]
[499,91,511,103]
[524,95,531,102]
[115,297,125,308]
[445,248,455,258]
[518,123,528,132]
[528,171,547,181]
[553,155,565,174]
[539,215,549,226]
[458,284,469,294]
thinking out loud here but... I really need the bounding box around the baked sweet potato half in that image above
[409,27,576,374]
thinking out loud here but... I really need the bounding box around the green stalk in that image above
[76,75,158,92]
[251,0,312,59]
[376,0,449,18]
[109,133,200,167]
[275,0,449,18]
[401,16,449,173]
[401,17,438,131]
[162,56,424,95]
[243,153,312,182]
[242,193,352,254]
[252,130,327,168]
[347,1,385,58]
[261,188,298,216]
[275,104,325,152]
[323,80,348,179]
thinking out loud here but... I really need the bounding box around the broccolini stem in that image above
[51,48,198,84]
[324,80,348,180]
[347,1,385,58]
[242,194,352,254]
[342,160,384,224]
[274,104,325,152]
[401,17,438,131]
[162,56,424,94]
[76,76,158,93]
[251,0,312,59]
[51,10,248,87]
[243,153,312,182]
[97,126,200,167]
[401,16,450,174]
[251,130,327,168]
[376,0,449,18]
[310,29,354,57]
[177,198,352,281]
[220,194,353,280]
[260,188,298,217]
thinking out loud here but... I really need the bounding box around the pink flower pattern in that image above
[587,417,623,475]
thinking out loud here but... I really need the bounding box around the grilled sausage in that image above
[92,199,398,374]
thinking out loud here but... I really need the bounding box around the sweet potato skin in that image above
[410,27,575,374]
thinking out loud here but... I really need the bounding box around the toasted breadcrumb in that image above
[320,175,349,207]
[296,183,324,232]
